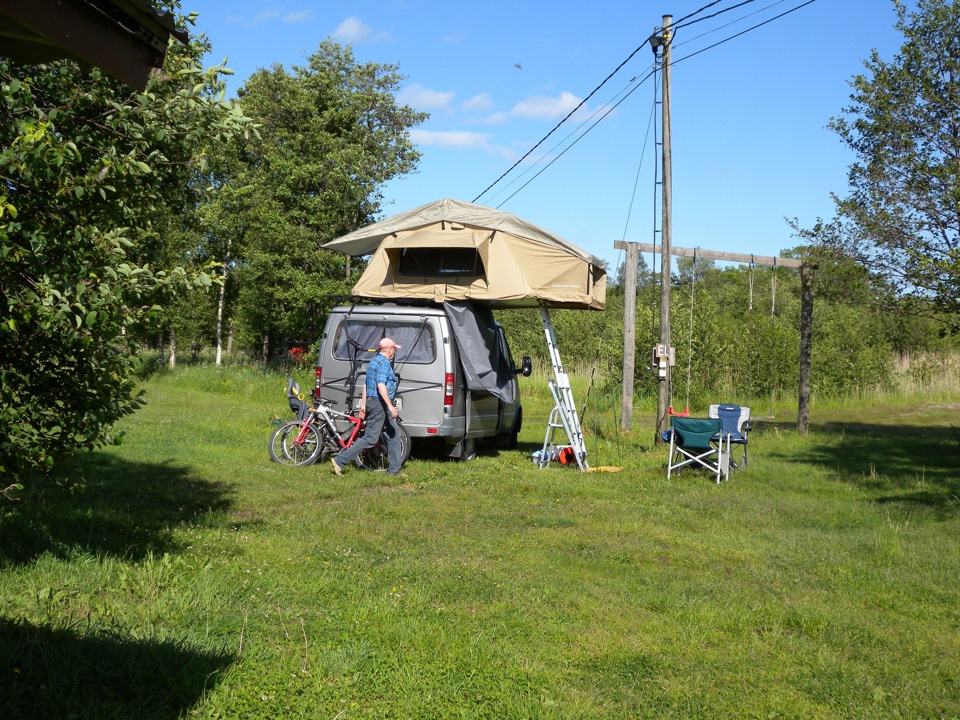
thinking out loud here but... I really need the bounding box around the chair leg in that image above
[720,435,731,482]
[667,433,676,480]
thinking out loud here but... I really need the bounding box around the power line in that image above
[620,78,659,243]
[484,72,650,207]
[472,42,651,204]
[673,0,732,27]
[671,0,817,67]
[493,68,657,208]
[673,0,790,50]
[475,0,819,204]
[672,0,759,33]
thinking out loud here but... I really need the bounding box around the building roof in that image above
[0,0,188,90]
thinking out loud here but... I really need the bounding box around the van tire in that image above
[509,408,522,448]
[494,408,522,450]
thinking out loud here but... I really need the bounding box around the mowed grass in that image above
[2,365,959,719]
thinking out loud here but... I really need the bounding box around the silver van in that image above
[313,302,532,460]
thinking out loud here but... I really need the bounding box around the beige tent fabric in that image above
[323,198,606,310]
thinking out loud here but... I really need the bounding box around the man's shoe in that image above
[330,458,343,476]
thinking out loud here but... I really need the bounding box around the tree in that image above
[0,9,254,494]
[216,41,428,359]
[612,250,655,292]
[828,0,960,323]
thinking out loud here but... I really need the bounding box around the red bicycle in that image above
[268,378,410,470]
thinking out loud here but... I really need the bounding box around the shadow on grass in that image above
[0,616,233,720]
[408,436,541,463]
[769,419,960,514]
[0,453,235,566]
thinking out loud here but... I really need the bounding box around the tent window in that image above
[398,247,484,278]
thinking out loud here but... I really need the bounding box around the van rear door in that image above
[325,313,446,428]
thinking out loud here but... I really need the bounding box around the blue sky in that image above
[183,0,908,273]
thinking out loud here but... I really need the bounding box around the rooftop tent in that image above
[323,198,606,310]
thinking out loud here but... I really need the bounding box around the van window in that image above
[333,319,437,364]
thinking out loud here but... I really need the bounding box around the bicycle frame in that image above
[310,400,365,452]
[271,376,408,470]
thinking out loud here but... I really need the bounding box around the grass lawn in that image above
[2,365,959,719]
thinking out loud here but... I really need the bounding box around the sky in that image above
[183,0,909,275]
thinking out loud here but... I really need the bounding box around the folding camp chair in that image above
[666,416,730,483]
[708,404,751,471]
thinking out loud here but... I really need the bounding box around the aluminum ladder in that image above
[537,305,588,471]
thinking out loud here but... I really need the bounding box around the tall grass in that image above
[2,365,959,718]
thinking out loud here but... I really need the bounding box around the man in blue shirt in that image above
[330,337,404,476]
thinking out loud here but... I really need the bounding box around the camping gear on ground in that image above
[665,416,730,483]
[708,404,751,470]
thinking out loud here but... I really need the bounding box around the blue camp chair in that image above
[709,404,751,471]
[666,416,729,483]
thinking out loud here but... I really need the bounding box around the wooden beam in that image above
[614,241,804,269]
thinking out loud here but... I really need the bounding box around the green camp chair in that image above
[666,416,729,483]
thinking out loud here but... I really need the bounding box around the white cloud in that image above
[410,130,489,149]
[332,16,392,44]
[443,32,468,45]
[482,111,509,125]
[333,17,371,43]
[249,9,281,26]
[225,8,311,28]
[461,93,493,113]
[510,91,584,120]
[397,84,455,112]
[283,10,314,24]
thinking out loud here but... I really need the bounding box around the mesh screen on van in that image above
[333,320,436,364]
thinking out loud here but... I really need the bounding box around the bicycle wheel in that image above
[354,421,411,471]
[268,420,323,466]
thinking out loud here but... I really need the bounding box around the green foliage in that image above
[201,40,429,358]
[2,367,960,717]
[500,252,960,415]
[0,8,254,489]
[828,0,960,321]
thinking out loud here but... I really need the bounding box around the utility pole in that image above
[620,241,638,430]
[614,17,818,439]
[656,14,673,444]
[798,261,816,436]
[616,241,815,436]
